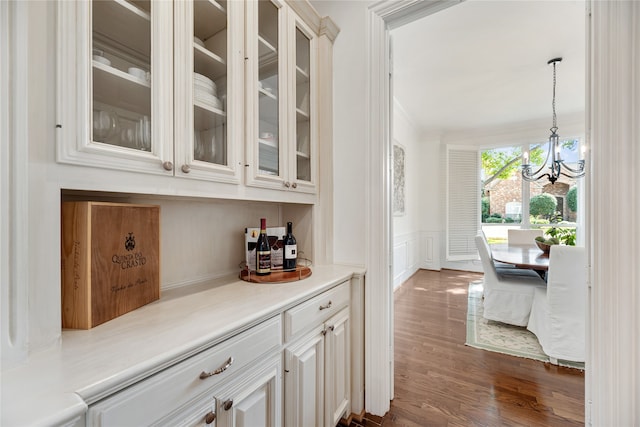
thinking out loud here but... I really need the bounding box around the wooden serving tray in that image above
[240,266,312,284]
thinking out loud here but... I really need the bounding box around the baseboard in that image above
[339,409,366,426]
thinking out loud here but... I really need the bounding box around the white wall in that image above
[311,1,372,267]
[391,102,422,288]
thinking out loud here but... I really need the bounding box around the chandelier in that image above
[522,57,586,184]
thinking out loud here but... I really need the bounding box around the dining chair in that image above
[527,245,587,363]
[508,229,543,245]
[475,234,547,326]
[478,230,538,276]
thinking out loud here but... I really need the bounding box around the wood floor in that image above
[350,269,585,427]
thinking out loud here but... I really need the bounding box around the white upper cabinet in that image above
[57,0,242,182]
[245,0,318,194]
[174,0,243,183]
[57,0,330,193]
[57,0,175,176]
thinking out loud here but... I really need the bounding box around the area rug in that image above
[466,280,584,370]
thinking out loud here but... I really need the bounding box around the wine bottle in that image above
[283,222,297,271]
[256,218,271,275]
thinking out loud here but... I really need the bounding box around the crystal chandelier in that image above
[522,57,586,184]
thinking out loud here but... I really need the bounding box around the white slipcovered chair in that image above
[527,245,587,363]
[508,229,543,245]
[478,229,546,278]
[475,234,547,326]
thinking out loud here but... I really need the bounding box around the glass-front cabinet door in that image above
[57,0,174,175]
[174,0,242,183]
[246,0,287,190]
[257,0,282,180]
[92,1,151,152]
[246,1,317,193]
[290,18,316,193]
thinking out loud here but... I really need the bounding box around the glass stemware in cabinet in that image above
[257,0,280,176]
[295,27,311,182]
[192,0,228,166]
[91,0,152,151]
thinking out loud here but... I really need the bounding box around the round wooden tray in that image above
[239,266,312,284]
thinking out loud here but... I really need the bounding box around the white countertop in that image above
[1,264,362,426]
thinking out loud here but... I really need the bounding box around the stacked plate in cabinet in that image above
[194,73,222,110]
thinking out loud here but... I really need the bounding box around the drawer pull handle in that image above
[205,411,216,424]
[223,399,234,411]
[319,301,332,311]
[199,356,234,379]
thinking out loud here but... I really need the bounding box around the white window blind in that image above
[446,146,479,260]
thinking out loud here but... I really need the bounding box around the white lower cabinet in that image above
[83,280,355,427]
[324,308,350,427]
[214,356,281,427]
[156,356,281,427]
[284,325,325,427]
[283,281,351,427]
[86,317,281,427]
[154,393,217,427]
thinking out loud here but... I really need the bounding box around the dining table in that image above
[490,243,550,271]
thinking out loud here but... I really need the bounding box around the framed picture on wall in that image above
[393,143,406,216]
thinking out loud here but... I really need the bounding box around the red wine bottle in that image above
[283,222,297,271]
[256,218,271,275]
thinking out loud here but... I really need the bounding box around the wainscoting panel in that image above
[393,231,442,289]
[420,231,440,271]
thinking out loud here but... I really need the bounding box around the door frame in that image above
[364,0,464,415]
[365,0,593,417]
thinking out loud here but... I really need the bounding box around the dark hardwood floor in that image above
[350,269,584,426]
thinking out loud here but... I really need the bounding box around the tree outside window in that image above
[481,139,581,243]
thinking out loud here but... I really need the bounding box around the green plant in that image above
[567,186,578,212]
[530,193,558,218]
[542,226,577,246]
[530,216,550,224]
[485,217,503,223]
[481,197,490,222]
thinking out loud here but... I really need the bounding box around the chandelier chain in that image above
[551,60,557,132]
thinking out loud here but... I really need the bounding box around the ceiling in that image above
[390,0,586,137]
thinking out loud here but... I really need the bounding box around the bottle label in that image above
[257,250,271,273]
[285,244,297,259]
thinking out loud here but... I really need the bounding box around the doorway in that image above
[366,0,589,417]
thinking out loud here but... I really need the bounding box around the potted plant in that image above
[534,226,577,253]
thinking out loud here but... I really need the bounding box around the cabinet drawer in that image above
[284,281,349,342]
[87,316,281,427]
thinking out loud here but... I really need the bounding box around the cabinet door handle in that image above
[199,356,234,379]
[181,164,191,173]
[319,301,332,311]
[205,411,216,424]
[162,161,174,171]
[223,399,234,411]
[291,182,297,189]
[284,181,291,188]
[321,325,334,336]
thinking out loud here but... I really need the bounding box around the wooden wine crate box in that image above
[61,201,160,329]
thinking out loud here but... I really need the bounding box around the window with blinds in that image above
[446,146,480,260]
